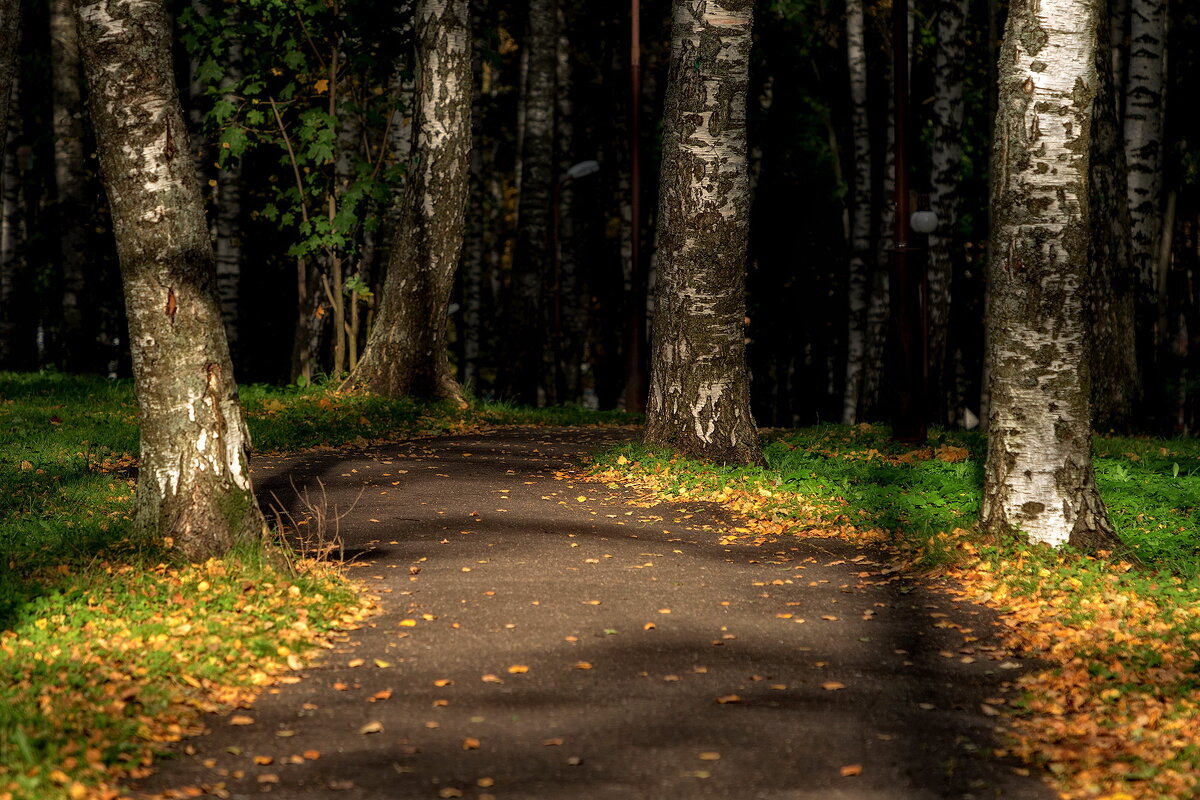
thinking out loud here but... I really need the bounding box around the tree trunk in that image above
[74,0,264,560]
[346,0,470,403]
[51,0,94,371]
[1123,0,1167,330]
[841,0,871,425]
[213,37,243,358]
[1088,0,1139,429]
[981,0,1120,551]
[0,0,18,148]
[926,0,968,425]
[0,76,19,369]
[644,0,763,466]
[508,0,556,405]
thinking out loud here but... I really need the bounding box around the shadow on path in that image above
[130,427,1052,800]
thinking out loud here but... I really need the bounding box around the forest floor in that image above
[128,426,1052,800]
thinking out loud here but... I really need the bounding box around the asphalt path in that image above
[131,426,1054,800]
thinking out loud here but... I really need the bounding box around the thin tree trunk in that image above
[982,0,1120,551]
[508,0,556,405]
[926,0,968,425]
[74,0,264,559]
[841,0,871,425]
[0,0,18,149]
[1089,0,1139,428]
[0,76,18,368]
[645,0,763,466]
[214,38,243,357]
[51,0,94,370]
[347,0,470,403]
[1123,0,1167,331]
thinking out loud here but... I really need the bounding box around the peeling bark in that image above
[982,0,1120,551]
[347,0,470,403]
[74,0,264,559]
[645,0,763,467]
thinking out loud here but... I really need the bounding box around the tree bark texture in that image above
[51,0,94,370]
[0,75,19,369]
[645,0,763,466]
[508,0,556,405]
[74,0,264,560]
[214,38,243,355]
[982,0,1119,551]
[1123,0,1166,310]
[347,0,470,403]
[1088,0,1139,428]
[927,0,968,425]
[0,0,18,151]
[841,0,871,425]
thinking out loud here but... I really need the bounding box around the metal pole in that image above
[623,0,646,412]
[890,0,927,442]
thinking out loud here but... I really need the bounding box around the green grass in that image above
[587,423,1200,579]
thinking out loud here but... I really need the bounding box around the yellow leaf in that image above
[434,678,453,686]
[374,659,391,668]
[313,79,330,94]
[698,752,721,761]
[348,658,364,668]
[542,737,564,746]
[229,715,255,725]
[573,661,593,670]
[821,682,846,691]
[715,694,741,704]
[577,496,587,502]
[462,737,481,750]
[253,755,274,765]
[399,619,418,627]
[359,720,384,735]
[438,789,464,799]
[840,764,863,777]
[507,664,530,674]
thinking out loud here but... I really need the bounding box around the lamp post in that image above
[622,0,646,413]
[890,0,928,443]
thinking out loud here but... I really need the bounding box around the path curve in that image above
[132,426,1053,800]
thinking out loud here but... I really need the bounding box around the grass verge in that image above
[582,423,1200,800]
[0,371,635,800]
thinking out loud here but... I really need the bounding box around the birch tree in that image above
[74,0,264,559]
[841,0,871,425]
[926,0,968,422]
[981,0,1120,551]
[1123,0,1167,319]
[0,0,17,145]
[645,0,763,466]
[52,0,92,370]
[347,0,471,402]
[508,0,556,405]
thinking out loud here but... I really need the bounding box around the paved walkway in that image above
[131,427,1053,800]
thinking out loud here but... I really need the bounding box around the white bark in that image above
[982,0,1117,550]
[841,0,871,425]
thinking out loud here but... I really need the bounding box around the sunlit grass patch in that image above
[584,423,1200,799]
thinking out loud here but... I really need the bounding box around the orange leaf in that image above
[840,764,862,777]
[229,715,255,726]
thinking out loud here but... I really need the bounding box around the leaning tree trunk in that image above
[507,0,556,406]
[1089,0,1139,429]
[74,0,264,560]
[1123,0,1167,339]
[52,0,94,371]
[644,0,763,466]
[926,0,968,426]
[981,0,1120,551]
[346,0,470,403]
[841,0,871,425]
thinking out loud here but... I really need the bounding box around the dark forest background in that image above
[1,0,1196,433]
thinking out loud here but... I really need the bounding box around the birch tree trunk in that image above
[0,77,18,368]
[346,0,470,403]
[926,0,968,424]
[508,0,556,406]
[645,0,763,466]
[0,0,18,149]
[1088,0,1139,428]
[74,0,264,559]
[981,0,1120,551]
[51,0,95,371]
[841,0,871,425]
[1123,0,1167,325]
[214,38,243,356]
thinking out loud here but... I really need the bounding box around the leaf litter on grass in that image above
[579,425,1200,800]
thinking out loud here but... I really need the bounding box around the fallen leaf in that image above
[643,622,656,630]
[303,750,321,760]
[370,689,393,702]
[347,658,365,668]
[840,764,863,777]
[462,737,481,750]
[821,682,846,691]
[481,674,503,683]
[573,661,593,670]
[699,752,721,761]
[399,619,418,627]
[253,755,274,765]
[507,664,530,674]
[434,678,454,687]
[359,721,384,735]
[374,659,392,668]
[543,737,564,746]
[229,715,255,726]
[715,694,742,704]
[438,789,464,799]
[257,773,280,784]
